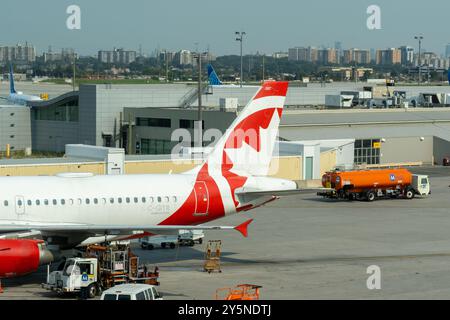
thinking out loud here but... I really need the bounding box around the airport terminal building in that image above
[0,82,447,172]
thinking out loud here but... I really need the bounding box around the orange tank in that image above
[322,168,412,192]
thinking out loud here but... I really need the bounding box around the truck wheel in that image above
[95,284,103,297]
[161,243,166,249]
[198,238,203,244]
[169,243,176,249]
[366,191,376,202]
[87,284,97,299]
[405,188,415,199]
[188,240,195,247]
[147,244,154,250]
[348,194,354,201]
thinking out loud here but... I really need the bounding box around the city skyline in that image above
[1,0,450,56]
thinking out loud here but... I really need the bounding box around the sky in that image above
[0,0,449,56]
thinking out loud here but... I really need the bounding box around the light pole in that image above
[193,52,204,148]
[415,35,423,85]
[235,31,246,87]
[72,52,76,92]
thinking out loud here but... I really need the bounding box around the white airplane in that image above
[1,64,42,105]
[0,81,322,279]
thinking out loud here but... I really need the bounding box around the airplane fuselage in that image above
[0,171,292,225]
[0,173,227,227]
[8,93,42,105]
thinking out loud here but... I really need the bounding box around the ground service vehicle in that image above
[101,283,163,300]
[42,244,159,298]
[319,168,430,201]
[216,284,262,300]
[140,235,178,250]
[178,230,204,246]
[140,230,205,249]
[42,257,101,298]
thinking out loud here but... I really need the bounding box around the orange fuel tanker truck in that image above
[318,168,430,201]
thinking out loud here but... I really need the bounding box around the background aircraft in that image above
[0,65,42,105]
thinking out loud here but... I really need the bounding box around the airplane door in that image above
[194,181,209,215]
[15,195,25,215]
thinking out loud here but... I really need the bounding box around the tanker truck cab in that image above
[42,257,100,298]
[412,174,430,196]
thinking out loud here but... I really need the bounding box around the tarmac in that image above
[2,166,450,300]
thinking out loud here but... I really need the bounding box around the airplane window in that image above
[142,197,146,203]
[149,197,154,203]
[53,199,57,205]
[126,197,130,203]
[85,198,90,204]
[134,197,138,203]
[36,200,40,206]
[44,199,49,205]
[61,199,66,205]
[172,196,177,202]
[18,200,23,206]
[102,198,106,204]
[3,200,8,206]
[110,198,114,204]
[77,198,82,205]
[94,198,98,204]
[164,196,169,203]
[69,199,74,205]
[157,197,161,203]
[118,198,122,204]
[27,200,32,206]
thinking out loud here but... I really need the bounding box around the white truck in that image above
[412,174,431,196]
[178,230,204,246]
[140,235,178,250]
[42,257,101,299]
[140,230,204,250]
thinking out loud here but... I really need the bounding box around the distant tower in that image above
[446,44,450,58]
[334,41,342,64]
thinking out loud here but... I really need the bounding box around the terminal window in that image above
[354,139,381,165]
[33,102,78,122]
[136,117,171,128]
[179,119,204,129]
[140,138,172,154]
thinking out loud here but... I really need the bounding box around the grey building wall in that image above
[0,106,31,152]
[125,108,236,154]
[380,136,434,164]
[279,109,450,142]
[93,84,192,147]
[433,137,450,165]
[31,121,79,152]
[78,85,97,146]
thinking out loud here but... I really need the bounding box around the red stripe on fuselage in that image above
[159,163,225,226]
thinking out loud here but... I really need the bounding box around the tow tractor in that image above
[42,243,159,299]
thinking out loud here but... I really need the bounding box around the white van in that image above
[100,284,163,300]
